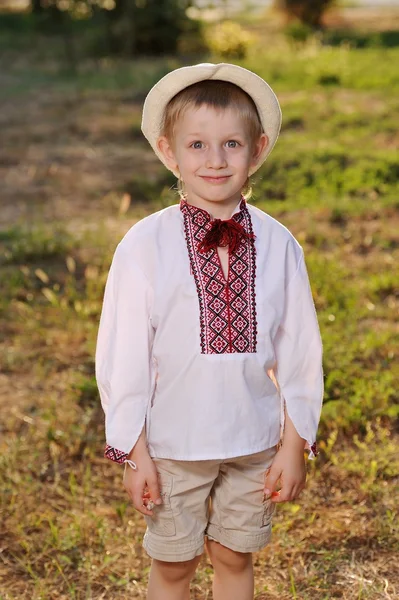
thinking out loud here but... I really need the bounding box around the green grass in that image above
[0,224,77,264]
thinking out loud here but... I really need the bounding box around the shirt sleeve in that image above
[273,246,324,460]
[95,241,155,465]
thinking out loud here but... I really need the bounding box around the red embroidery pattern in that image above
[310,441,319,457]
[180,198,257,354]
[104,444,128,463]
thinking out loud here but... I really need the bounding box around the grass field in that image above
[0,6,398,599]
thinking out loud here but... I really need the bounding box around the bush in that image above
[283,21,314,43]
[205,21,255,60]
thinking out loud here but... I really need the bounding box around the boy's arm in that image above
[264,246,323,502]
[128,425,147,457]
[280,404,306,452]
[95,241,154,466]
[264,405,308,502]
[273,246,324,460]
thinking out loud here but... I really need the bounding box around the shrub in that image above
[205,21,255,60]
[283,21,314,43]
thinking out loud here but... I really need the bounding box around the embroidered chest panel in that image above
[181,199,258,354]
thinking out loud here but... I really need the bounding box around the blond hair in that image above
[161,80,264,200]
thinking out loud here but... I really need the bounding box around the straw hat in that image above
[141,63,282,178]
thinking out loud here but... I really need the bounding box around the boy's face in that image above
[157,104,268,212]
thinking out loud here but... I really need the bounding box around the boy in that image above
[95,63,324,600]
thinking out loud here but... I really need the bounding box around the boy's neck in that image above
[183,194,243,221]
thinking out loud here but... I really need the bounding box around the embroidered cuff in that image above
[104,444,128,463]
[305,440,319,460]
[104,445,138,470]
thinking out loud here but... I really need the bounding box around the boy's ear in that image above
[157,136,179,173]
[251,133,269,166]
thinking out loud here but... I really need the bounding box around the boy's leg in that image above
[205,539,254,600]
[203,446,279,600]
[143,457,220,597]
[147,555,202,600]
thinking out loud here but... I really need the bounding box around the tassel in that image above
[198,218,255,254]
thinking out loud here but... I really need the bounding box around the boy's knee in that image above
[206,539,252,572]
[152,555,201,584]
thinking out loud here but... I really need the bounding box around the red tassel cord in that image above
[198,218,255,254]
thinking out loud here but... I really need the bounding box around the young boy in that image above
[95,63,324,600]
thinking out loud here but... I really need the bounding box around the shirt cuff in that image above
[305,440,319,460]
[104,444,129,464]
[104,444,138,470]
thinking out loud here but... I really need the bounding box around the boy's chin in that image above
[193,194,241,205]
[190,185,243,203]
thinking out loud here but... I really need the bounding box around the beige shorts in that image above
[142,445,278,562]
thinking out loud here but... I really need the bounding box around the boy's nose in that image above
[206,147,227,169]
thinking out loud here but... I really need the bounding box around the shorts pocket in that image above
[260,496,276,528]
[145,471,176,537]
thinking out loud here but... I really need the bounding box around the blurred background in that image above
[0,0,398,598]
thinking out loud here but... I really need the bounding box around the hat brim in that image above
[141,62,282,178]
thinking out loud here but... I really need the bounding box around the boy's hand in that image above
[264,445,306,503]
[122,432,162,516]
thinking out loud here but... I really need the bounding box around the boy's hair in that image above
[161,79,263,146]
[161,80,264,200]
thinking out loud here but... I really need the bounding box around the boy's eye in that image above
[226,140,239,148]
[191,141,203,149]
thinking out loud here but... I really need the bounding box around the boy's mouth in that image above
[200,175,231,184]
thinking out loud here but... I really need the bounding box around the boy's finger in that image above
[272,479,297,503]
[264,468,281,496]
[147,478,162,506]
[130,489,155,516]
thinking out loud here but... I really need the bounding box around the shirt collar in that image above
[180,196,247,226]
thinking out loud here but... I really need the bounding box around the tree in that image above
[275,0,335,29]
[105,0,195,55]
[30,0,199,56]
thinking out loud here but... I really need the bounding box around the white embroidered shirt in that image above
[95,197,324,465]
